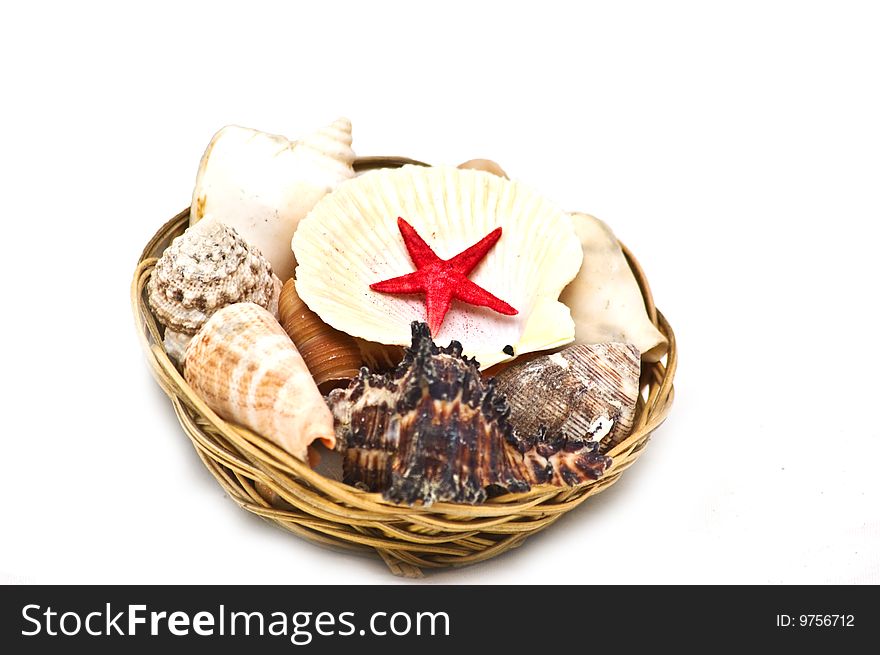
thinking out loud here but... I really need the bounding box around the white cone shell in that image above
[190,118,356,282]
[559,213,668,362]
[292,166,583,370]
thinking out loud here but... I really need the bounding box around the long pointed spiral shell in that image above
[184,302,336,461]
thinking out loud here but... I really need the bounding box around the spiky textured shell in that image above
[494,343,641,453]
[510,428,612,487]
[148,221,280,335]
[327,322,613,505]
[328,323,529,505]
[190,118,356,282]
[184,302,335,461]
[560,213,668,362]
[293,165,584,370]
[278,278,362,394]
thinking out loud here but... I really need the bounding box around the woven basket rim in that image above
[131,156,676,576]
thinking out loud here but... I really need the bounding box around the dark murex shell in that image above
[327,322,614,506]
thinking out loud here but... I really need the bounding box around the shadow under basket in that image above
[130,156,677,578]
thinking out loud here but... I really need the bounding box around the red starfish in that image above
[370,217,518,335]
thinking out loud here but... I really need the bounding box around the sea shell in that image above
[328,322,612,505]
[457,158,508,178]
[147,220,281,338]
[184,302,335,461]
[278,278,363,394]
[293,165,583,370]
[559,213,668,362]
[493,343,641,453]
[353,338,405,373]
[328,322,531,505]
[510,428,613,486]
[190,118,356,282]
[163,329,193,364]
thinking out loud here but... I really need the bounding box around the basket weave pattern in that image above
[131,157,676,577]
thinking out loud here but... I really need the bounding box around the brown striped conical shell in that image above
[184,302,335,461]
[279,279,363,394]
[493,343,641,453]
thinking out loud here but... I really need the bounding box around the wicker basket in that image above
[131,156,676,578]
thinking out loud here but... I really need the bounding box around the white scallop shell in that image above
[292,165,583,370]
[190,118,356,282]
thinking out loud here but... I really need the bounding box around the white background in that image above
[1,1,878,584]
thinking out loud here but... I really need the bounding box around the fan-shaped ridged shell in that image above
[293,166,583,370]
[184,302,335,461]
[560,213,668,362]
[147,220,280,336]
[278,279,363,394]
[191,118,356,282]
[493,343,641,453]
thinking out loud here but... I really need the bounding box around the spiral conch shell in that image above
[293,166,583,370]
[278,279,363,394]
[190,118,356,282]
[560,213,668,362]
[184,302,335,461]
[147,220,282,362]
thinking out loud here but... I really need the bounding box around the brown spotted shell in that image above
[148,220,280,335]
[493,343,641,453]
[278,279,363,394]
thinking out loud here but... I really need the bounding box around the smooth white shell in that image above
[190,118,356,282]
[559,213,668,362]
[292,166,584,370]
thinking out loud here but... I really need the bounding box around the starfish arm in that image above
[397,217,442,268]
[454,277,518,315]
[424,285,455,336]
[370,270,427,294]
[448,227,503,274]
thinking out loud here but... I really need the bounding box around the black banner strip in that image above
[1,585,876,653]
